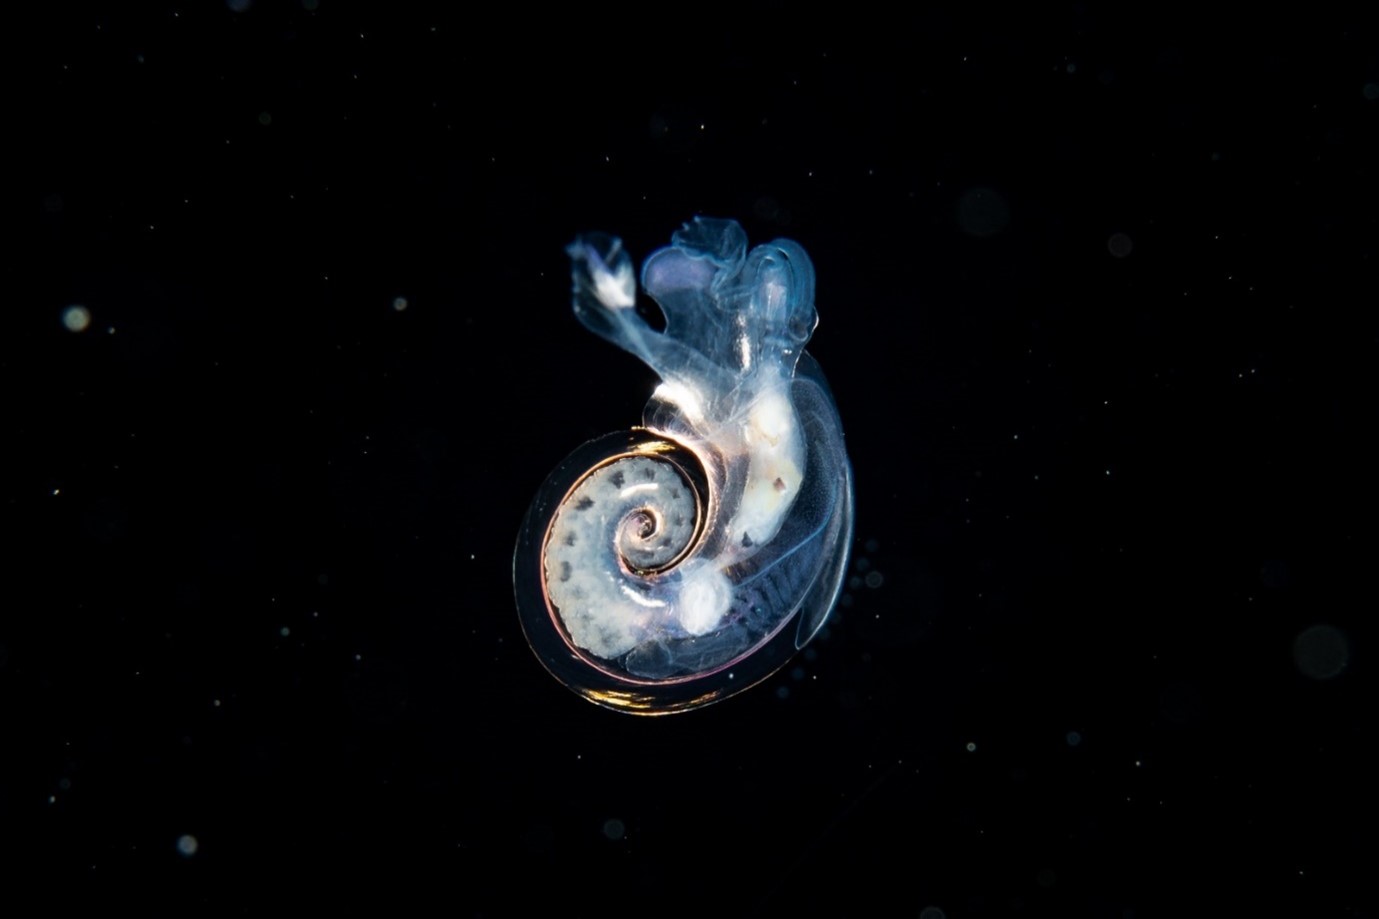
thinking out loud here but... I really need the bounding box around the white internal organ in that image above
[730,388,804,553]
[674,560,733,636]
[653,379,804,557]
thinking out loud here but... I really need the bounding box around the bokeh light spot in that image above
[63,306,91,332]
[1293,624,1348,680]
[956,187,1010,238]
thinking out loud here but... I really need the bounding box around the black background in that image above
[6,4,1376,917]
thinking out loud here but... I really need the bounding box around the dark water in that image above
[6,5,1375,917]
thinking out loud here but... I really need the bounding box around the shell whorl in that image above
[540,441,707,660]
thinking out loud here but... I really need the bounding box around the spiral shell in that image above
[514,218,853,714]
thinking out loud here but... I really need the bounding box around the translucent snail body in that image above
[514,218,853,714]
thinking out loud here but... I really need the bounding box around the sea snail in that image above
[513,217,853,714]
